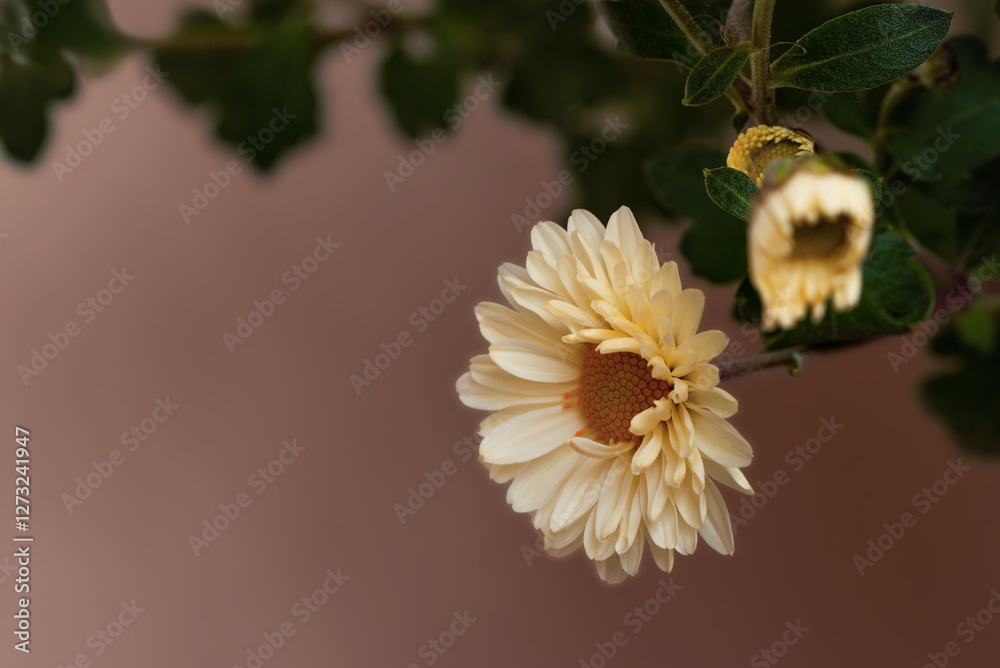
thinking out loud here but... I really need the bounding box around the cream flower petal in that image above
[489,340,581,383]
[568,209,606,251]
[549,457,611,532]
[457,207,754,583]
[530,221,572,257]
[468,356,576,396]
[698,479,736,555]
[570,437,633,460]
[479,405,585,465]
[690,408,754,468]
[688,387,739,418]
[506,447,579,513]
[456,372,563,411]
[605,205,643,264]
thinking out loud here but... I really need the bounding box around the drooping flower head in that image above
[457,207,754,584]
[748,157,875,331]
[728,124,816,185]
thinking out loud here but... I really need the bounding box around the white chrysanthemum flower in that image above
[727,125,815,185]
[749,159,875,331]
[457,206,754,584]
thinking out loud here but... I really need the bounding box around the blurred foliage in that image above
[645,145,748,283]
[0,0,123,160]
[151,3,322,170]
[924,305,1000,455]
[0,0,998,453]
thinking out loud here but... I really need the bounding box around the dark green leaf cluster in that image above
[0,0,124,161]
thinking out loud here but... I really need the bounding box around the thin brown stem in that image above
[750,0,776,124]
[717,340,874,382]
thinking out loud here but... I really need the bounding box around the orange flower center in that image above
[575,345,670,445]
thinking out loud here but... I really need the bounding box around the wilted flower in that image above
[457,207,753,584]
[728,125,816,185]
[749,158,875,331]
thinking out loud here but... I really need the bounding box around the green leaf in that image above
[31,0,124,60]
[152,8,322,171]
[598,0,733,68]
[646,146,748,283]
[923,310,1000,455]
[1,0,124,62]
[683,45,751,106]
[379,39,463,140]
[883,38,1000,204]
[0,54,50,163]
[503,41,622,128]
[821,92,876,139]
[771,4,953,92]
[645,145,726,219]
[952,307,997,355]
[735,232,935,349]
[0,49,75,163]
[703,166,757,221]
[896,187,958,264]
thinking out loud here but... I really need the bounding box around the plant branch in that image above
[909,236,967,288]
[750,0,776,125]
[658,0,753,114]
[873,78,914,170]
[658,0,716,56]
[717,339,875,382]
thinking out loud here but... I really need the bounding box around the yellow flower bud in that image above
[727,125,816,186]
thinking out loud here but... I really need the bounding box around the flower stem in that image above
[658,0,716,56]
[750,0,777,125]
[657,0,753,113]
[908,235,967,288]
[873,78,914,170]
[717,340,874,382]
